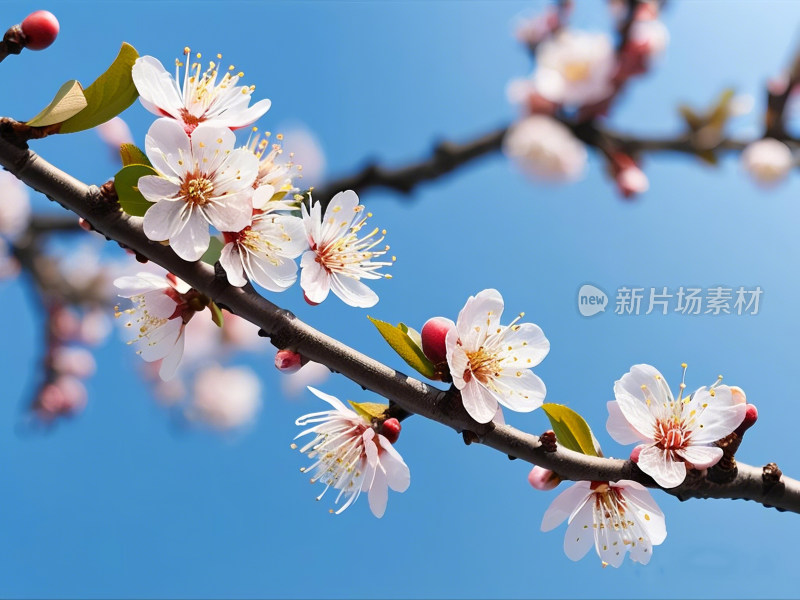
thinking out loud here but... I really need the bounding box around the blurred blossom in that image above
[0,238,20,280]
[281,361,331,397]
[278,124,326,186]
[154,375,188,406]
[610,154,649,198]
[186,364,262,430]
[96,116,134,155]
[51,346,96,378]
[181,312,221,365]
[0,171,31,239]
[729,94,755,118]
[503,115,587,181]
[36,376,87,420]
[513,7,560,47]
[79,308,112,346]
[50,306,81,341]
[741,138,794,185]
[532,30,615,106]
[629,19,669,59]
[221,312,263,351]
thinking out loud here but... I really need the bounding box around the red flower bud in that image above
[275,350,305,373]
[630,445,643,463]
[734,404,758,437]
[21,11,60,51]
[380,417,402,444]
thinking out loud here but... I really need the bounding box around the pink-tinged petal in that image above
[219,243,247,287]
[637,445,686,488]
[169,211,210,261]
[606,400,650,445]
[158,327,185,381]
[145,118,192,178]
[563,501,596,561]
[202,191,253,233]
[131,56,184,119]
[493,369,546,412]
[541,480,592,531]
[492,405,506,425]
[330,274,378,308]
[300,252,331,303]
[114,272,168,296]
[142,199,188,242]
[497,322,550,367]
[305,386,350,414]
[243,251,297,292]
[137,175,180,202]
[363,428,379,467]
[676,444,723,469]
[445,328,465,388]
[367,466,389,518]
[456,289,504,350]
[685,386,746,443]
[140,290,178,319]
[461,379,499,424]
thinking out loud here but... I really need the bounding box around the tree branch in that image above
[1,131,798,515]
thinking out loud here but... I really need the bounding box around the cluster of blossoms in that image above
[130,50,392,309]
[535,362,750,567]
[0,171,32,279]
[505,3,668,194]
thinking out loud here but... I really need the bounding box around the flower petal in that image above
[676,444,723,469]
[169,210,210,261]
[541,480,592,531]
[685,386,746,443]
[330,274,379,308]
[142,199,188,243]
[378,435,411,493]
[300,251,331,304]
[563,501,596,561]
[219,242,248,287]
[637,444,686,488]
[145,118,192,178]
[606,400,650,445]
[456,289,504,350]
[461,379,499,424]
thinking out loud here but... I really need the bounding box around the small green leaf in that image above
[201,236,224,265]
[368,316,436,379]
[119,143,151,167]
[59,42,140,134]
[208,301,224,328]
[348,401,388,422]
[26,80,88,127]
[114,164,156,217]
[541,404,600,457]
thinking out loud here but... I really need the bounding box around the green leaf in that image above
[368,316,436,379]
[541,404,600,457]
[26,80,88,127]
[59,42,140,134]
[119,143,151,167]
[201,236,224,265]
[114,164,156,217]
[348,401,388,422]
[208,301,224,328]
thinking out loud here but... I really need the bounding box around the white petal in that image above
[637,445,686,488]
[300,252,331,303]
[137,175,180,203]
[134,318,182,361]
[306,386,350,414]
[676,444,723,469]
[219,243,248,287]
[368,466,389,518]
[685,386,746,443]
[132,56,184,119]
[461,380,499,424]
[541,480,592,531]
[252,185,276,210]
[243,251,297,292]
[456,289,504,350]
[563,501,596,561]
[445,328,467,389]
[214,97,271,130]
[142,199,187,242]
[202,191,253,233]
[140,290,178,319]
[619,482,667,545]
[190,124,237,170]
[606,400,650,445]
[497,322,550,367]
[169,211,210,261]
[145,118,192,178]
[378,435,410,492]
[493,369,546,413]
[114,272,168,296]
[330,274,378,308]
[158,327,185,380]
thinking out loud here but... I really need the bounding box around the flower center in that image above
[654,419,686,450]
[563,60,592,82]
[180,172,214,206]
[463,347,500,385]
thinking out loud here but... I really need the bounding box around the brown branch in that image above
[0,25,25,64]
[1,130,799,515]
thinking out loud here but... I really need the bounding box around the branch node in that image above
[462,430,480,445]
[540,429,557,453]
[763,462,783,485]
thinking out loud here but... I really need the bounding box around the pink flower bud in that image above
[421,317,454,367]
[275,350,305,373]
[50,307,80,341]
[734,404,758,437]
[51,346,96,378]
[528,466,561,491]
[610,154,649,198]
[630,445,643,463]
[380,417,402,444]
[21,11,60,50]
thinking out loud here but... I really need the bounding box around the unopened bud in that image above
[734,404,758,437]
[20,11,60,51]
[275,349,306,373]
[380,417,402,444]
[528,466,561,491]
[630,445,643,463]
[421,317,455,380]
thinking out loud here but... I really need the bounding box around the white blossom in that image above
[187,364,261,430]
[533,30,615,106]
[606,364,746,488]
[300,190,393,308]
[503,115,587,181]
[445,289,549,424]
[139,118,258,261]
[114,272,190,380]
[132,50,270,133]
[741,138,794,185]
[294,387,410,518]
[541,480,666,567]
[0,170,31,239]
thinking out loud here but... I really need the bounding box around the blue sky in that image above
[1,1,800,598]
